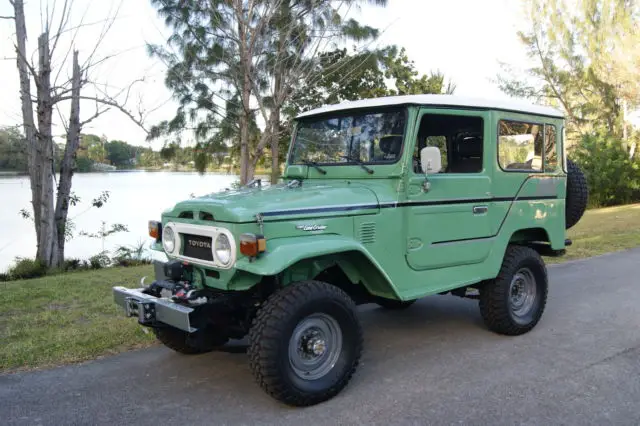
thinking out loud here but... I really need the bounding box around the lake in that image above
[0,171,261,272]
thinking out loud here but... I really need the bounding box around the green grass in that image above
[549,202,640,263]
[1,203,640,373]
[0,265,156,373]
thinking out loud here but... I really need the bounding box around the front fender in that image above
[234,234,399,298]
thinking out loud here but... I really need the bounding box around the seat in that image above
[449,136,482,173]
[379,135,403,160]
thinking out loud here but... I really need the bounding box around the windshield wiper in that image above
[301,159,327,175]
[341,155,374,174]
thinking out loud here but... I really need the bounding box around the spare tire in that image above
[565,159,588,229]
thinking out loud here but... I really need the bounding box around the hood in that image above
[165,181,380,223]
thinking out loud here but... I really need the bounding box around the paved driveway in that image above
[2,248,640,425]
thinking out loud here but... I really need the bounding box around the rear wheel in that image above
[248,280,363,407]
[479,245,548,336]
[153,326,229,355]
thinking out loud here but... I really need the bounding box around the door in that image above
[405,109,495,270]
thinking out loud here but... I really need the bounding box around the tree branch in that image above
[0,15,15,20]
[13,43,40,88]
[79,102,111,127]
[532,33,576,122]
[50,0,72,57]
[69,96,147,133]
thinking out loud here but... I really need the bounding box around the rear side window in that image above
[498,120,543,171]
[544,124,557,172]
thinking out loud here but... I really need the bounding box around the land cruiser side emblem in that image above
[296,224,327,232]
[188,239,211,248]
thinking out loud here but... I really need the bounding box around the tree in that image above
[7,0,151,268]
[497,0,640,150]
[0,126,28,172]
[87,141,107,164]
[279,45,456,158]
[148,0,387,185]
[288,45,456,116]
[105,140,136,168]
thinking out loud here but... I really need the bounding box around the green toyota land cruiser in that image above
[113,94,588,406]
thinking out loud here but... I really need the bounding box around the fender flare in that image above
[234,234,399,298]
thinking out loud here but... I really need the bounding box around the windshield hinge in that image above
[246,178,262,188]
[256,213,264,234]
[287,179,302,188]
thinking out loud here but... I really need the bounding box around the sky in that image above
[0,0,534,150]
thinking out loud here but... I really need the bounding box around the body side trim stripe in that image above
[260,196,559,218]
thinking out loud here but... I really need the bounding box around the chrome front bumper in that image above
[112,286,196,332]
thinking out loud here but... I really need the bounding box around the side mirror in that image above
[420,146,442,174]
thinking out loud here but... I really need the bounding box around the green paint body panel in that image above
[155,103,568,301]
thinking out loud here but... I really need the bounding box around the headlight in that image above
[162,225,176,253]
[215,233,232,265]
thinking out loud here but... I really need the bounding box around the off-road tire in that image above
[247,280,363,407]
[565,158,588,229]
[479,245,548,336]
[153,326,229,355]
[374,297,416,310]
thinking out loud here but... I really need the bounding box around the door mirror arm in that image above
[422,176,431,192]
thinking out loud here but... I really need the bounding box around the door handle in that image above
[473,205,488,214]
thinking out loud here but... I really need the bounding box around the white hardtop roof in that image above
[296,94,564,119]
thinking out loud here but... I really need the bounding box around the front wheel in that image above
[479,245,548,336]
[247,280,363,407]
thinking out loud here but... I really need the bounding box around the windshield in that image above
[290,107,407,166]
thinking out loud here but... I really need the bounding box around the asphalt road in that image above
[2,248,640,426]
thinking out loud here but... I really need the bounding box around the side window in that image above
[498,120,543,171]
[414,114,483,174]
[544,124,557,172]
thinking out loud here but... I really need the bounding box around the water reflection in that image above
[0,171,259,271]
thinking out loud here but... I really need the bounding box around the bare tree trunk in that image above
[36,32,58,266]
[13,0,41,246]
[12,0,147,270]
[270,66,283,185]
[239,73,251,185]
[54,51,81,265]
[270,6,288,185]
[270,123,279,184]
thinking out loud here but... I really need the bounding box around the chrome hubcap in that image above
[509,267,537,322]
[288,313,342,381]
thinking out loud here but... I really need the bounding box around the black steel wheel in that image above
[247,280,363,406]
[479,245,548,336]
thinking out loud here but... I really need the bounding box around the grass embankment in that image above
[0,265,156,372]
[553,202,640,263]
[1,203,640,373]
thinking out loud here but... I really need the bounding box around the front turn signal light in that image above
[148,220,161,240]
[240,233,266,257]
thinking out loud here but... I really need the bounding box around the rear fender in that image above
[234,235,400,299]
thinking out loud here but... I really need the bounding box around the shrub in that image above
[62,258,82,272]
[111,240,152,267]
[7,258,48,280]
[88,251,111,269]
[571,131,640,207]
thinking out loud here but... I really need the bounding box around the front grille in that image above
[181,233,213,261]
